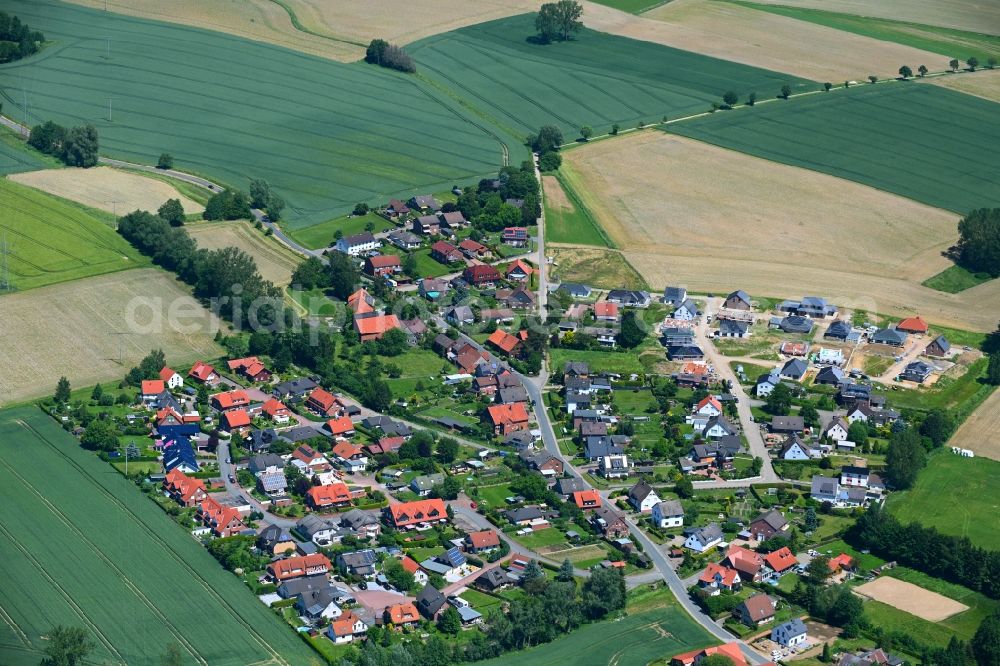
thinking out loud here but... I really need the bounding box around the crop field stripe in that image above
[13,417,291,666]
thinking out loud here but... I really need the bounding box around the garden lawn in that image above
[669,83,1000,214]
[481,587,717,666]
[550,348,646,376]
[410,13,813,140]
[885,451,1000,551]
[410,248,458,278]
[0,0,520,228]
[475,483,516,509]
[816,538,885,571]
[286,212,396,250]
[728,2,1000,63]
[922,265,994,293]
[512,527,567,549]
[0,178,147,291]
[0,406,314,666]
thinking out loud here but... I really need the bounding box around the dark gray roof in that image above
[559,283,592,297]
[720,319,750,335]
[770,416,805,432]
[928,335,951,354]
[249,453,284,474]
[584,437,626,459]
[506,506,543,523]
[663,286,687,303]
[654,499,684,517]
[779,315,814,334]
[872,328,907,345]
[752,510,788,532]
[555,477,588,495]
[815,366,846,385]
[825,320,852,339]
[273,377,318,397]
[628,481,655,502]
[726,290,751,306]
[780,358,809,379]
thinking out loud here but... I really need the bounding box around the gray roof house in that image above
[411,473,445,496]
[926,335,951,357]
[825,320,852,340]
[336,549,377,576]
[780,358,809,381]
[901,360,933,383]
[719,319,751,338]
[416,584,448,619]
[559,283,592,299]
[770,416,805,434]
[607,289,651,307]
[662,286,687,306]
[872,328,907,346]
[777,315,814,334]
[248,453,284,475]
[555,477,588,495]
[814,366,846,386]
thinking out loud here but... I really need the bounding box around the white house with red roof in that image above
[188,361,218,384]
[141,380,165,405]
[261,398,291,424]
[159,367,183,389]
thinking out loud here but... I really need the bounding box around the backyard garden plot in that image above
[187,220,303,286]
[0,0,517,229]
[0,269,222,406]
[855,577,968,622]
[0,406,315,666]
[586,0,943,82]
[9,166,204,215]
[669,81,1000,215]
[409,13,813,139]
[0,178,146,291]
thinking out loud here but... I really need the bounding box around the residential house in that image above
[776,315,814,334]
[505,258,533,281]
[416,584,448,620]
[387,229,421,250]
[475,567,514,592]
[387,498,448,530]
[719,319,751,338]
[671,643,748,666]
[521,450,564,477]
[163,468,207,507]
[501,226,529,246]
[480,308,515,323]
[662,286,687,306]
[778,435,811,460]
[332,441,367,473]
[591,507,630,539]
[485,402,529,436]
[698,563,741,595]
[305,388,343,417]
[723,290,752,310]
[627,481,660,513]
[444,305,475,326]
[413,214,442,235]
[486,329,523,356]
[825,320,853,340]
[673,298,700,320]
[896,316,928,334]
[503,287,536,310]
[599,454,631,479]
[258,468,288,496]
[385,199,410,219]
[228,356,271,383]
[780,358,809,380]
[465,530,501,554]
[780,341,809,356]
[584,436,627,461]
[188,361,218,384]
[141,380,165,404]
[704,416,737,439]
[159,366,183,389]
[198,496,247,537]
[736,593,777,627]
[594,300,619,322]
[430,240,462,263]
[824,417,850,441]
[335,232,379,256]
[871,328,907,346]
[926,335,951,357]
[779,296,838,318]
[409,195,441,213]
[724,545,765,582]
[755,372,781,398]
[364,255,401,277]
[559,283,592,299]
[608,289,651,308]
[354,313,401,342]
[261,398,291,424]
[815,366,846,386]
[257,524,296,556]
[410,473,445,497]
[221,409,251,432]
[651,500,684,528]
[385,602,421,629]
[572,489,602,510]
[840,465,870,487]
[770,416,805,434]
[441,211,468,231]
[555,476,588,497]
[771,618,808,647]
[749,511,789,541]
[463,264,502,287]
[684,524,724,552]
[211,389,250,412]
[901,360,933,383]
[336,549,377,577]
[763,547,798,576]
[307,483,354,510]
[810,475,839,504]
[328,611,368,645]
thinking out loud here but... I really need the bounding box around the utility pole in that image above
[108,97,113,122]
[0,233,10,292]
[108,200,122,228]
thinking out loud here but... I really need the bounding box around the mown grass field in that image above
[0,178,147,291]
[669,83,1000,215]
[885,451,1000,551]
[286,212,395,250]
[481,587,716,666]
[885,567,1000,640]
[543,172,613,247]
[0,406,315,666]
[728,2,1000,63]
[922,265,993,293]
[0,0,519,229]
[409,13,813,140]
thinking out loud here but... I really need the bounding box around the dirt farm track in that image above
[854,577,969,622]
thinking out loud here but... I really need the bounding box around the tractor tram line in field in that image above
[11,418,294,666]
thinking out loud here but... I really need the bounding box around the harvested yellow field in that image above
[739,0,1000,35]
[580,0,944,82]
[927,69,1000,103]
[0,269,223,406]
[855,577,969,622]
[8,167,204,216]
[563,131,1000,331]
[187,221,303,287]
[67,0,538,61]
[948,390,1000,461]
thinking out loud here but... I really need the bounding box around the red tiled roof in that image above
[222,410,251,429]
[725,545,764,575]
[159,367,178,382]
[227,356,260,371]
[829,553,855,571]
[307,483,353,507]
[594,301,618,318]
[262,398,288,417]
[332,441,362,459]
[292,444,322,464]
[699,563,740,587]
[368,436,406,455]
[164,468,206,503]
[467,530,501,549]
[486,402,529,428]
[897,316,928,333]
[354,313,400,337]
[572,489,602,509]
[213,390,249,410]
[459,238,487,253]
[387,602,420,625]
[141,379,165,395]
[367,255,401,269]
[307,388,339,414]
[695,396,722,413]
[330,611,363,638]
[326,416,355,436]
[464,264,502,283]
[764,547,798,573]
[431,240,459,256]
[399,555,421,574]
[672,642,747,666]
[487,329,521,354]
[347,288,374,314]
[267,553,331,581]
[188,361,215,381]
[505,258,533,276]
[389,498,447,528]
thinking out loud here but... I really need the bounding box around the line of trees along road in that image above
[27,120,99,167]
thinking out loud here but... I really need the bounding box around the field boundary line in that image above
[0,520,124,664]
[0,601,29,647]
[15,419,292,666]
[0,451,209,666]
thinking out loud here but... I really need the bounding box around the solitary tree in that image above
[437,606,462,634]
[557,558,575,582]
[868,75,878,84]
[530,125,564,153]
[918,64,929,77]
[40,626,93,666]
[780,84,792,99]
[747,91,757,105]
[822,642,833,663]
[722,90,738,108]
[898,65,913,79]
[62,124,99,167]
[535,0,584,42]
[967,56,979,71]
[610,123,619,135]
[157,153,173,169]
[580,125,593,141]
[823,82,832,91]
[55,376,71,403]
[950,58,960,72]
[988,352,1000,386]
